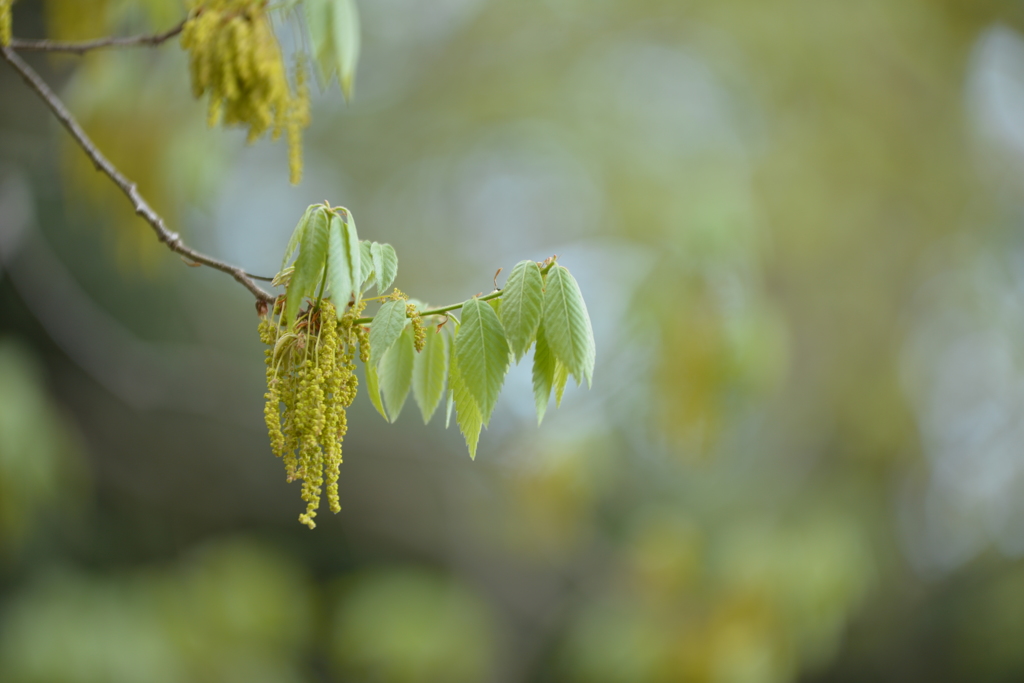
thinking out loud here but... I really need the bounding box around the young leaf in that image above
[541,264,596,387]
[342,210,361,288]
[359,240,374,289]
[445,324,457,429]
[284,206,330,326]
[455,298,510,424]
[304,0,333,85]
[532,324,556,425]
[500,260,544,362]
[369,299,408,365]
[370,242,399,295]
[332,0,361,100]
[445,386,455,429]
[450,352,483,459]
[553,361,569,407]
[304,0,360,99]
[282,204,315,269]
[327,215,353,315]
[379,325,415,421]
[363,357,388,421]
[413,329,448,424]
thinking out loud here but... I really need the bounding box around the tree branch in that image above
[0,44,275,304]
[8,21,185,55]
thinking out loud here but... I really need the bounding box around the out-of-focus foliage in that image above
[7,0,1024,681]
[59,50,227,270]
[0,550,493,683]
[1,0,13,47]
[0,540,312,683]
[44,0,181,42]
[330,568,496,683]
[46,0,227,272]
[560,510,873,683]
[0,338,86,558]
[500,433,613,560]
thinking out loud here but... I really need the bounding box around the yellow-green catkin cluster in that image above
[1,0,14,46]
[259,298,366,528]
[181,0,310,183]
[408,303,426,352]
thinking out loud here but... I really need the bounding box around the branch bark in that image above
[8,21,185,55]
[0,44,275,304]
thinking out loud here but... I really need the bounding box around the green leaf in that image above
[359,240,374,289]
[371,242,399,295]
[343,209,361,292]
[304,0,360,98]
[282,204,314,269]
[369,299,408,366]
[455,298,510,425]
[500,260,544,362]
[379,325,415,421]
[284,206,329,326]
[532,324,556,425]
[445,324,457,429]
[327,214,354,315]
[541,264,596,387]
[450,351,483,459]
[413,328,447,424]
[303,0,333,86]
[363,357,388,421]
[553,360,569,407]
[332,0,361,100]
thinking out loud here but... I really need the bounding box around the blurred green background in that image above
[4,0,1024,680]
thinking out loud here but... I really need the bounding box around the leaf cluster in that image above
[278,202,397,328]
[359,260,595,459]
[276,205,595,464]
[264,205,594,524]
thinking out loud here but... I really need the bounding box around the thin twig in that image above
[352,259,556,325]
[8,21,186,55]
[0,45,274,304]
[354,290,503,325]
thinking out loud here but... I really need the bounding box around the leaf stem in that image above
[354,289,502,325]
[351,257,558,326]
